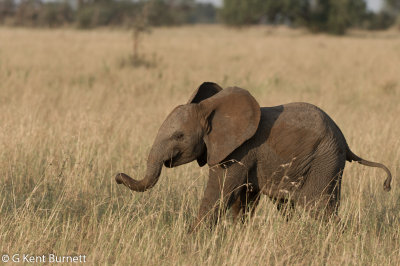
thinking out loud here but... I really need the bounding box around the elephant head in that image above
[115,82,261,192]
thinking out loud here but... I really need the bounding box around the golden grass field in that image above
[0,25,399,265]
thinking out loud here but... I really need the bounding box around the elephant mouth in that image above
[164,152,181,168]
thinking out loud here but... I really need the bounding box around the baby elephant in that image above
[115,82,392,230]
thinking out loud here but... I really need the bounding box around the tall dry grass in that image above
[0,26,399,265]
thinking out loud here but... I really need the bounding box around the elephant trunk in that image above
[115,146,164,192]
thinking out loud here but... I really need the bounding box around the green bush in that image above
[221,0,269,25]
[38,3,74,27]
[0,0,15,23]
[76,1,138,29]
[76,6,94,28]
[13,0,40,27]
[187,3,217,24]
[364,11,396,30]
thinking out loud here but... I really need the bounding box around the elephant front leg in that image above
[232,185,260,224]
[273,198,295,221]
[190,165,246,232]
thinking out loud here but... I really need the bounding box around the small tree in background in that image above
[131,0,152,65]
[327,0,351,35]
[117,0,158,68]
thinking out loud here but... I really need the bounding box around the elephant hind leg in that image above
[296,145,345,222]
[298,170,343,222]
[299,194,341,223]
[232,185,260,223]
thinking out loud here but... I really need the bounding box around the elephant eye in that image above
[173,132,184,141]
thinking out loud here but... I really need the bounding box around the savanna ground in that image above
[0,25,399,265]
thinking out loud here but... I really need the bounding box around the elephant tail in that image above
[346,146,392,192]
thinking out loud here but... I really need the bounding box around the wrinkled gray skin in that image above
[115,82,392,231]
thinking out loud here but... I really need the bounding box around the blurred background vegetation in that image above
[222,0,400,33]
[0,0,399,34]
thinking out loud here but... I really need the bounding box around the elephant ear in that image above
[188,82,223,167]
[199,87,261,166]
[187,82,223,104]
